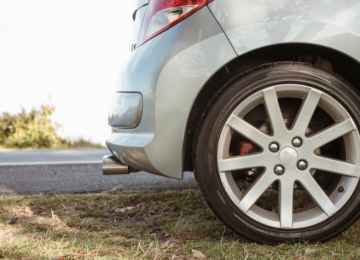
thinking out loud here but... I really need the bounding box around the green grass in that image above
[0,190,360,259]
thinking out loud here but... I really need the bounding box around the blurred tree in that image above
[0,105,102,149]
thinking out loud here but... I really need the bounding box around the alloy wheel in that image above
[217,84,360,228]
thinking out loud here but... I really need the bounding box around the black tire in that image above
[193,62,360,244]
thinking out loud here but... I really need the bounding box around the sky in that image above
[0,0,135,144]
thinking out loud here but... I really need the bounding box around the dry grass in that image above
[0,190,360,259]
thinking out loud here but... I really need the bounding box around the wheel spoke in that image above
[279,180,294,228]
[218,153,265,172]
[262,88,287,137]
[307,119,356,150]
[292,89,322,135]
[298,174,337,216]
[311,156,360,178]
[239,171,276,212]
[278,178,294,228]
[226,114,271,148]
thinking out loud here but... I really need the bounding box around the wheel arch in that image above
[183,42,360,171]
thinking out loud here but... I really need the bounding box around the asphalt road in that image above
[0,149,197,195]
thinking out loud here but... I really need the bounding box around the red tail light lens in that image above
[137,0,213,47]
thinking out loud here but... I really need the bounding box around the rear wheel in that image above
[193,62,360,243]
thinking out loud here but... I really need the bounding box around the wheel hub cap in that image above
[279,147,298,166]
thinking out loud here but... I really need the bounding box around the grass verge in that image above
[0,190,359,259]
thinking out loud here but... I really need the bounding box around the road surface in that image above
[0,149,196,195]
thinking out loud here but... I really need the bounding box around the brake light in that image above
[137,0,213,47]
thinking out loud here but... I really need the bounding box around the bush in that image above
[0,105,103,149]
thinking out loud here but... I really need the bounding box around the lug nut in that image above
[274,165,284,175]
[269,143,279,152]
[297,160,307,170]
[292,137,302,147]
[338,186,344,192]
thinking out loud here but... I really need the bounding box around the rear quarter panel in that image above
[209,0,360,61]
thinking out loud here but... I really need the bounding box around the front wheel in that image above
[193,62,360,244]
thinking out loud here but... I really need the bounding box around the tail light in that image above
[137,0,213,47]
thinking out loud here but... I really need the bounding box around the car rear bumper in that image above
[106,6,237,179]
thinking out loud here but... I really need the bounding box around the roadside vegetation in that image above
[1,189,360,259]
[0,104,103,149]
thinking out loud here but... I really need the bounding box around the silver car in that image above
[103,0,360,244]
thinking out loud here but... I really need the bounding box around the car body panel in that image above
[107,0,360,180]
[208,0,360,61]
[107,6,237,178]
[146,27,236,178]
